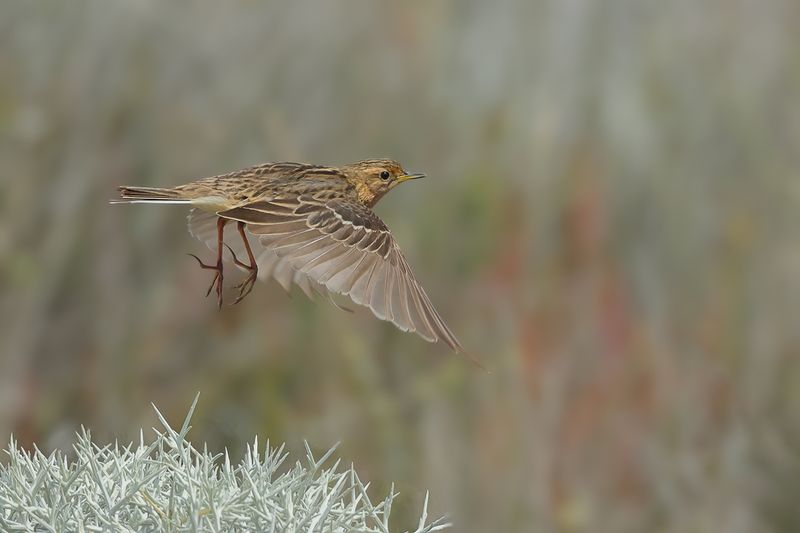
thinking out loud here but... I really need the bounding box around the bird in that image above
[115,159,469,355]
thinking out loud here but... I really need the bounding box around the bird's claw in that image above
[188,253,224,308]
[231,271,257,305]
[220,244,258,305]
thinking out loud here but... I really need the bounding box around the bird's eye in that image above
[380,170,391,181]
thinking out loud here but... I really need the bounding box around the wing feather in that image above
[188,208,333,301]
[205,196,465,352]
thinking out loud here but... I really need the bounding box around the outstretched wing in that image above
[215,196,464,352]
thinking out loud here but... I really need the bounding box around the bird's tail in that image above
[113,186,191,205]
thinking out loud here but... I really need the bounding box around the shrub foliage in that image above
[0,396,449,532]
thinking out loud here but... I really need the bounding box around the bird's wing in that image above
[216,196,464,352]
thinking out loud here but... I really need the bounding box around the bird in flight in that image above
[115,159,467,353]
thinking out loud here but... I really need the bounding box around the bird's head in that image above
[342,159,426,207]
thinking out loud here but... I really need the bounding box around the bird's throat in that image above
[354,182,381,207]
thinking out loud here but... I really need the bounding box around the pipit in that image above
[116,159,467,354]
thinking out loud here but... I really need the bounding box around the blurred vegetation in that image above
[1,0,799,531]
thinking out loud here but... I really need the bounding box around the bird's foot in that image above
[232,270,258,305]
[188,253,224,309]
[222,243,258,305]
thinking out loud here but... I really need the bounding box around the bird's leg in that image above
[188,217,227,309]
[231,221,258,305]
[220,242,256,304]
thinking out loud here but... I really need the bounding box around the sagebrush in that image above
[0,396,449,532]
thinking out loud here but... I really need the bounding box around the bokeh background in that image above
[2,1,799,531]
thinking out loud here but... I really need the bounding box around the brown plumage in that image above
[116,159,470,355]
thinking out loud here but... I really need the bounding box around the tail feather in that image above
[114,186,191,204]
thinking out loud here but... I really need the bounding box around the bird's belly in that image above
[190,195,234,212]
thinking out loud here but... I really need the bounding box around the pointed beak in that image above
[397,172,426,183]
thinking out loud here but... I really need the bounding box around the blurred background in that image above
[1,0,799,531]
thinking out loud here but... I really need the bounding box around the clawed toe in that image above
[232,271,257,305]
[188,253,215,270]
[189,253,223,300]
[223,243,249,269]
[230,221,259,305]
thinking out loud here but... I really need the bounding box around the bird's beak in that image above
[397,172,426,183]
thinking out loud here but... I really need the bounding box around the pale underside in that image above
[186,199,463,351]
